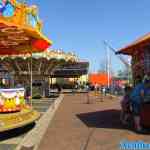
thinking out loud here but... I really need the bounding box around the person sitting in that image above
[130,77,150,133]
[120,85,132,125]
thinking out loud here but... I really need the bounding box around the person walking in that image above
[100,86,106,102]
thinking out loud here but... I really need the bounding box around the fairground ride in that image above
[0,0,52,132]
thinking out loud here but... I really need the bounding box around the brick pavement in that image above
[37,93,150,150]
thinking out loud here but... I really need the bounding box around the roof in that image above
[0,1,52,55]
[116,32,150,55]
[51,62,89,77]
[0,49,77,61]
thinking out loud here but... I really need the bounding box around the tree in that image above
[117,67,132,83]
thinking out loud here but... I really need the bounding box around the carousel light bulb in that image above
[0,99,4,106]
[16,96,20,105]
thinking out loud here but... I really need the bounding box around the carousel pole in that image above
[30,53,33,107]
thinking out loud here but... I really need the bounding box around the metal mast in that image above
[104,41,111,88]
[103,41,130,68]
[103,41,131,83]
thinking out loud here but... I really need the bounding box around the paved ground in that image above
[0,97,56,150]
[38,93,150,150]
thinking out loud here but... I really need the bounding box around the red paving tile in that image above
[38,93,150,150]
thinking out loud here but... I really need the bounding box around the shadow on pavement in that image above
[77,109,128,129]
[0,123,35,141]
[77,109,150,134]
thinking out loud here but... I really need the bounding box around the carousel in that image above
[0,0,52,132]
[0,49,78,98]
[116,33,150,127]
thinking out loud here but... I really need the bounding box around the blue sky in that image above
[28,0,150,73]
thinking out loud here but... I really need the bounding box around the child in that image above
[120,86,132,125]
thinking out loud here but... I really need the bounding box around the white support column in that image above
[30,53,33,107]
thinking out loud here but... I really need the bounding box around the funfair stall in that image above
[117,33,150,127]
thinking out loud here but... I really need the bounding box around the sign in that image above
[0,88,25,112]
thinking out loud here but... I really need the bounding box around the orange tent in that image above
[89,73,111,86]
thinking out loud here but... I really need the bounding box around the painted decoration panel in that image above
[0,1,15,17]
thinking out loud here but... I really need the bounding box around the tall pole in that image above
[106,43,110,88]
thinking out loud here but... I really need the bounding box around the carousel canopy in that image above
[0,0,52,55]
[0,49,78,61]
[116,33,150,55]
[0,49,78,76]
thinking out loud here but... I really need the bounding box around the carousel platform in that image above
[0,108,40,132]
